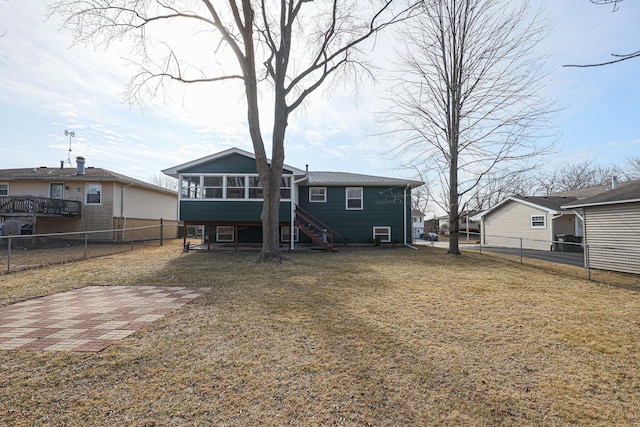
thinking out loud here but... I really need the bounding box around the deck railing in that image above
[0,196,81,216]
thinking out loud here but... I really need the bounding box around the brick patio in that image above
[0,286,210,352]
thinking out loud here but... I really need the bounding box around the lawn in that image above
[1,241,639,426]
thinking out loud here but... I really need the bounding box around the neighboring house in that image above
[438,210,481,234]
[162,147,423,250]
[411,209,425,239]
[563,180,640,275]
[471,196,579,251]
[0,157,178,240]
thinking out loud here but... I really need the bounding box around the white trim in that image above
[85,183,102,205]
[216,226,235,242]
[162,147,306,177]
[178,173,293,201]
[280,225,299,242]
[530,214,546,229]
[373,226,391,243]
[309,187,327,202]
[345,187,363,210]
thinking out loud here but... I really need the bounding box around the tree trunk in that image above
[256,170,287,263]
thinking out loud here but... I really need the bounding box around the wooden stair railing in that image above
[294,205,341,252]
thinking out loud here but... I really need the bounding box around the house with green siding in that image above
[162,147,423,250]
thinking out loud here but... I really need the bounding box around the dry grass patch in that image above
[1,242,639,426]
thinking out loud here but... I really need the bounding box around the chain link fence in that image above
[0,224,179,274]
[460,232,639,282]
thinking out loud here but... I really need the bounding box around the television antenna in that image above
[63,130,75,166]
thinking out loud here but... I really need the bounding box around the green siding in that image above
[181,153,295,174]
[181,200,292,222]
[298,186,412,244]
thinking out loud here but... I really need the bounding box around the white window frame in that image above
[180,175,202,199]
[216,226,235,242]
[203,176,223,199]
[280,176,292,199]
[309,187,327,202]
[346,187,363,210]
[280,226,299,242]
[248,176,263,199]
[373,226,391,243]
[0,182,8,196]
[85,183,102,205]
[530,214,546,229]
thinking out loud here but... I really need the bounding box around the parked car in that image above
[421,232,438,241]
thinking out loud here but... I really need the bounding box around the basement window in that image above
[531,215,546,229]
[373,226,391,243]
[216,226,235,242]
[280,226,299,242]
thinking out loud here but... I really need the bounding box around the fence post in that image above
[586,244,591,281]
[160,218,164,246]
[7,237,11,274]
[520,238,523,264]
[84,233,88,259]
[130,228,134,251]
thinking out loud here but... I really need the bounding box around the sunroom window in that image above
[226,176,245,199]
[249,176,263,199]
[203,176,223,199]
[181,176,201,199]
[280,176,291,199]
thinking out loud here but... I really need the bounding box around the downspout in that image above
[404,184,418,250]
[291,173,308,251]
[121,182,134,242]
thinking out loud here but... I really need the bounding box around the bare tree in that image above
[411,183,432,216]
[615,156,640,181]
[565,0,639,67]
[50,0,419,262]
[149,173,178,192]
[533,159,618,194]
[385,0,554,255]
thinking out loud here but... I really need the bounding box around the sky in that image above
[1,0,639,200]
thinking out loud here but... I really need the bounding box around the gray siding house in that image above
[563,180,640,275]
[163,147,423,250]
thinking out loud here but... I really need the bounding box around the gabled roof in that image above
[411,209,425,217]
[0,166,176,196]
[563,180,640,208]
[305,171,423,188]
[162,147,424,188]
[471,195,578,221]
[162,147,306,177]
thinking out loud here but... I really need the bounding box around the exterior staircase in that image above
[294,205,340,252]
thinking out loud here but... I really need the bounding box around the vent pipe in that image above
[76,156,86,175]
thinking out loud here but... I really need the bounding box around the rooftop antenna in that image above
[63,130,75,167]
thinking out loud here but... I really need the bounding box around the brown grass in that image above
[1,241,640,426]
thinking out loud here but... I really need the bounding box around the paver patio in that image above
[0,286,210,352]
